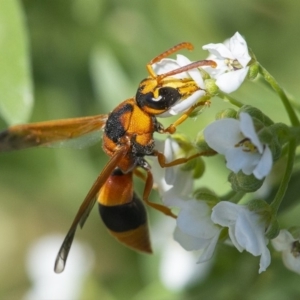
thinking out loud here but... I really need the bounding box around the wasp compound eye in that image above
[136,86,180,113]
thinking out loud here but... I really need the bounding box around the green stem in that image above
[270,138,297,214]
[217,92,244,108]
[259,64,299,214]
[228,191,245,203]
[258,64,300,126]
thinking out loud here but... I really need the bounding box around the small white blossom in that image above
[153,55,206,116]
[151,137,193,207]
[272,229,300,274]
[151,137,221,263]
[203,32,251,93]
[203,112,273,180]
[211,201,271,273]
[174,199,221,263]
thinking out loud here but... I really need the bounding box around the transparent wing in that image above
[0,114,108,151]
[54,143,130,273]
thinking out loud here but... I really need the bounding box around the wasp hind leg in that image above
[141,166,176,219]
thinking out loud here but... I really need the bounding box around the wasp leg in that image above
[133,168,147,181]
[163,99,211,134]
[154,149,215,168]
[146,42,194,78]
[142,167,176,218]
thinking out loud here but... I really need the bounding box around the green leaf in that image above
[0,0,33,125]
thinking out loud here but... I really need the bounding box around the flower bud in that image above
[215,108,237,120]
[229,171,264,192]
[248,62,259,80]
[204,78,219,96]
[247,199,270,212]
[192,157,205,179]
[193,188,219,205]
[238,105,274,126]
[268,123,291,147]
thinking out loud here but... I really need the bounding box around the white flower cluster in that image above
[153,136,271,274]
[152,32,298,279]
[153,32,251,117]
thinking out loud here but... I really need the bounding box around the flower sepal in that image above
[247,199,279,239]
[238,105,274,127]
[229,171,264,192]
[257,126,282,161]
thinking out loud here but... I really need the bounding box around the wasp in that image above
[0,43,216,273]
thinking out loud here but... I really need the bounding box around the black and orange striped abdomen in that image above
[97,168,152,253]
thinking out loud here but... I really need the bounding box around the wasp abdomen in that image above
[98,194,152,253]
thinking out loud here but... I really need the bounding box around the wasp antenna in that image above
[54,229,76,273]
[157,59,217,81]
[146,42,194,78]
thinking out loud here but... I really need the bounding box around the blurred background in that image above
[1,0,300,299]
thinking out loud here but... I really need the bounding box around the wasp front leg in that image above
[163,98,211,134]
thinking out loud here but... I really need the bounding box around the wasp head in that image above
[135,76,200,116]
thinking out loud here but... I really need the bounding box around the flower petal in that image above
[174,227,210,251]
[177,200,218,239]
[202,43,235,60]
[204,118,242,154]
[212,201,271,272]
[258,246,271,273]
[225,148,260,174]
[161,90,205,117]
[176,54,205,89]
[253,145,273,179]
[228,32,251,67]
[215,67,249,93]
[272,230,294,251]
[196,234,220,263]
[239,112,263,153]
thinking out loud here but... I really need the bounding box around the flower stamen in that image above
[291,241,300,258]
[235,138,257,153]
[224,58,243,71]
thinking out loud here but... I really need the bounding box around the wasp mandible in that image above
[0,43,216,273]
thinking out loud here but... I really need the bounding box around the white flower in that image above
[151,136,193,207]
[174,199,221,263]
[153,54,206,116]
[203,32,251,93]
[272,229,300,274]
[211,201,271,273]
[151,137,221,263]
[203,112,273,180]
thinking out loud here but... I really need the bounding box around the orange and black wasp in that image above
[0,43,216,273]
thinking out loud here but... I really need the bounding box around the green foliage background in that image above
[1,0,300,299]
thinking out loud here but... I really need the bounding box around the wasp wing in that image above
[0,114,108,151]
[54,144,130,273]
